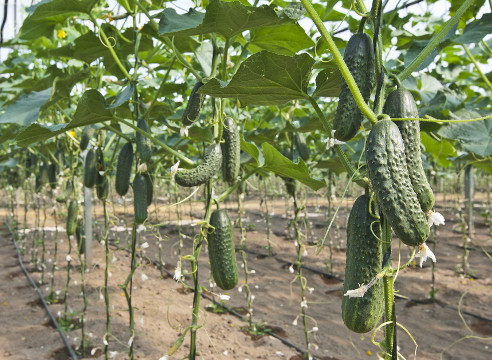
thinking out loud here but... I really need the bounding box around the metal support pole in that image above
[464,165,474,238]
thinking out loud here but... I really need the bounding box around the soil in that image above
[0,190,491,360]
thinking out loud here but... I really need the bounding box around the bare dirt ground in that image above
[0,189,491,360]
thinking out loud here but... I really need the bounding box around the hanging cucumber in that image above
[295,133,310,162]
[80,126,95,151]
[75,219,85,254]
[48,163,57,190]
[342,194,384,333]
[83,149,97,188]
[333,33,375,141]
[115,142,134,196]
[96,155,109,201]
[175,144,222,187]
[365,119,429,246]
[181,82,206,126]
[66,200,79,236]
[133,174,148,224]
[56,181,73,203]
[143,172,154,206]
[384,88,434,213]
[208,209,238,290]
[136,119,152,163]
[221,117,240,184]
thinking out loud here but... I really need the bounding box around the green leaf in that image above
[247,23,315,56]
[420,132,456,167]
[261,143,325,191]
[195,41,214,77]
[18,17,62,40]
[419,74,443,104]
[404,40,439,72]
[15,89,115,146]
[198,51,314,106]
[240,137,264,166]
[73,31,109,63]
[313,68,342,97]
[454,13,492,44]
[187,125,214,143]
[27,0,96,19]
[104,83,134,109]
[0,88,52,126]
[313,157,346,175]
[159,0,291,39]
[42,67,90,109]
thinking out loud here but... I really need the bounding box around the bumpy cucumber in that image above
[66,200,79,236]
[133,174,148,224]
[342,194,383,333]
[175,144,222,187]
[208,209,238,290]
[333,33,375,141]
[36,164,49,192]
[56,181,73,203]
[83,149,97,188]
[115,142,134,196]
[143,173,154,206]
[295,133,310,162]
[54,148,65,174]
[98,130,107,148]
[384,88,435,212]
[366,119,429,246]
[136,119,152,163]
[48,164,57,190]
[221,117,240,184]
[76,220,85,254]
[96,156,109,201]
[284,179,297,197]
[181,82,206,126]
[80,126,95,150]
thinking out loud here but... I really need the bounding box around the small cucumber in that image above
[175,144,222,187]
[66,200,79,236]
[56,181,73,203]
[295,133,310,162]
[133,174,148,224]
[96,155,109,201]
[284,179,297,197]
[48,163,57,190]
[143,172,154,206]
[75,219,85,254]
[384,88,435,212]
[342,194,383,333]
[136,119,152,163]
[181,82,206,126]
[115,142,134,196]
[83,149,97,188]
[221,117,240,184]
[365,119,429,246]
[80,126,95,151]
[208,209,238,290]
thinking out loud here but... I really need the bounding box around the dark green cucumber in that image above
[83,149,97,188]
[384,88,435,213]
[80,126,95,150]
[333,33,375,141]
[365,119,429,246]
[56,181,73,203]
[96,155,109,201]
[143,173,154,206]
[208,209,238,290]
[284,179,297,197]
[25,157,32,178]
[175,144,222,187]
[54,148,65,174]
[98,130,107,148]
[181,82,206,126]
[133,174,148,224]
[66,200,79,236]
[36,164,49,192]
[221,117,240,183]
[136,119,152,163]
[48,164,57,190]
[76,219,85,254]
[115,142,134,196]
[342,194,383,333]
[295,133,310,162]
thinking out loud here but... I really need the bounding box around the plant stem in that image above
[144,56,176,120]
[103,202,111,360]
[215,166,260,202]
[237,190,253,326]
[397,0,478,82]
[462,44,492,93]
[381,216,394,359]
[301,0,378,124]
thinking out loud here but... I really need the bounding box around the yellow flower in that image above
[68,130,76,137]
[57,29,67,39]
[186,55,191,63]
[367,350,372,356]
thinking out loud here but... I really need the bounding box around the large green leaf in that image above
[0,88,52,126]
[404,40,439,72]
[313,68,342,97]
[27,0,96,19]
[42,67,90,109]
[313,157,346,175]
[159,0,291,39]
[18,17,63,40]
[420,132,456,167]
[15,89,115,146]
[198,51,314,106]
[454,13,492,44]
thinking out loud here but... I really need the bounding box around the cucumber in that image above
[342,194,383,333]
[221,117,240,184]
[284,179,297,197]
[80,126,95,151]
[133,174,148,224]
[143,172,154,206]
[75,219,85,254]
[66,200,79,236]
[115,142,134,196]
[181,82,206,126]
[96,156,109,201]
[295,133,310,162]
[136,119,152,163]
[56,181,73,203]
[83,149,97,188]
[24,157,32,178]
[54,148,65,174]
[48,164,57,190]
[384,88,435,213]
[365,119,429,246]
[333,33,375,141]
[36,164,49,192]
[208,209,238,290]
[98,130,107,148]
[175,144,222,187]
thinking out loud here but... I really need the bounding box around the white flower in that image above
[219,294,230,301]
[327,130,345,149]
[275,351,284,356]
[103,334,108,346]
[136,224,146,233]
[415,242,436,268]
[288,265,294,273]
[108,271,112,277]
[141,273,148,281]
[117,198,124,205]
[312,326,318,332]
[238,286,243,293]
[109,351,118,358]
[128,334,134,346]
[91,348,99,355]
[250,270,256,274]
[303,249,308,256]
[69,235,74,240]
[141,242,149,249]
[180,125,189,137]
[301,300,308,308]
[292,316,298,326]
[138,162,147,173]
[344,284,368,298]
[173,261,182,281]
[427,211,445,227]
[99,171,105,176]
[251,295,255,301]
[308,287,314,294]
[140,316,144,325]
[171,161,184,180]
[66,255,72,262]
[100,293,104,301]
[159,356,169,360]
